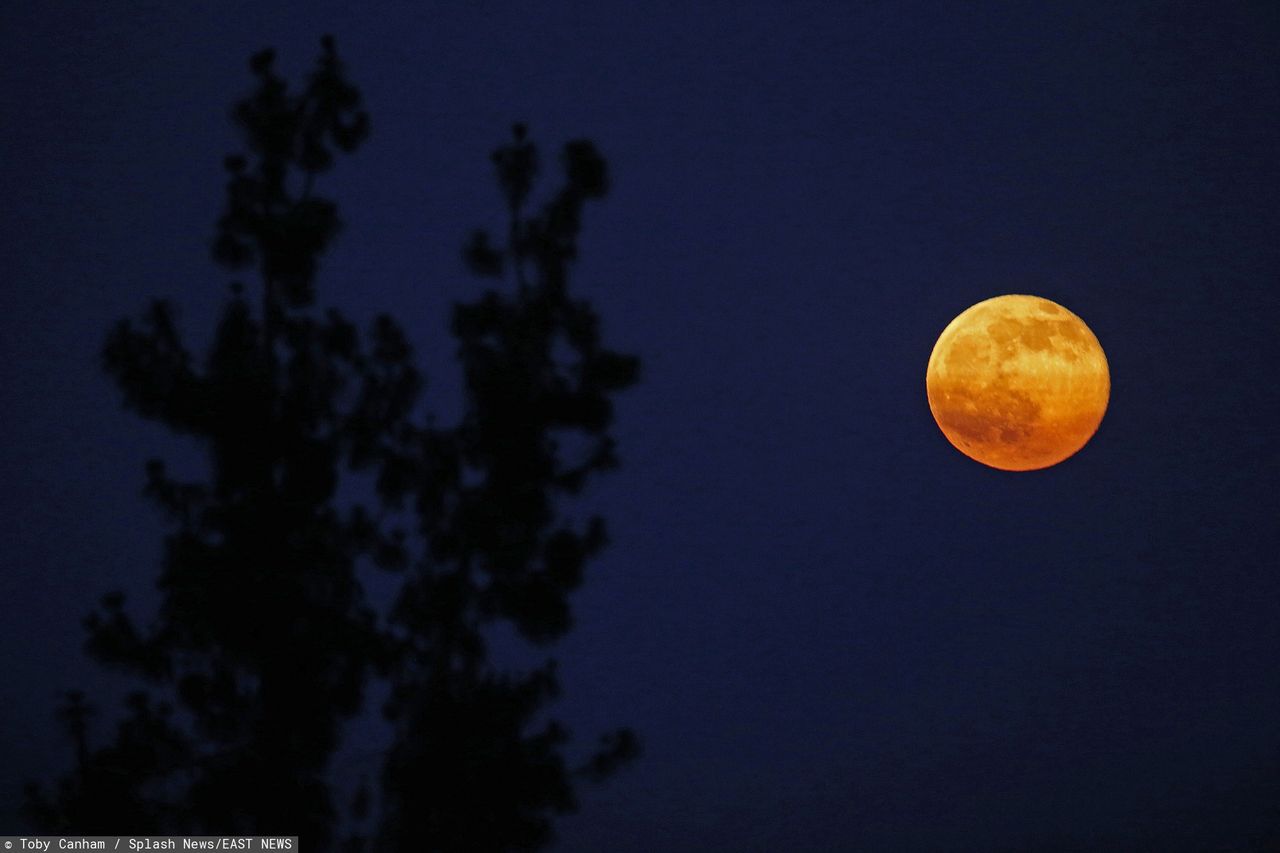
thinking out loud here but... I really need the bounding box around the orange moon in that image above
[926,295,1109,471]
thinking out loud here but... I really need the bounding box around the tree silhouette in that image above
[25,37,639,851]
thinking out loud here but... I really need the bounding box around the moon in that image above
[926,294,1109,471]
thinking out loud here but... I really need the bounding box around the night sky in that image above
[3,2,1279,849]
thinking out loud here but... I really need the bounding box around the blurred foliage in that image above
[25,36,639,851]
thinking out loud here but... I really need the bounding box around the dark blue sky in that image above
[2,1,1278,849]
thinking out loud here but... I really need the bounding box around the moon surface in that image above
[926,295,1109,471]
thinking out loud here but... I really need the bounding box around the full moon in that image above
[926,294,1109,471]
